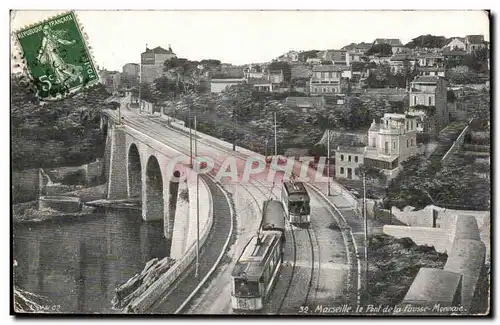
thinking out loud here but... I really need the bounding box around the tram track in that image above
[112,110,322,314]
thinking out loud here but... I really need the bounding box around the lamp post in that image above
[327,129,331,196]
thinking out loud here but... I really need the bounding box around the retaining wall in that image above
[125,177,213,313]
[394,215,488,314]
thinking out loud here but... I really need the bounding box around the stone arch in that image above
[165,164,189,239]
[144,155,164,221]
[127,143,142,198]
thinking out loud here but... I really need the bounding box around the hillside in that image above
[11,75,112,170]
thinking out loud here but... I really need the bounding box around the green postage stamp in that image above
[14,11,99,100]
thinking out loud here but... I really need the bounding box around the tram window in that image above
[289,201,310,214]
[234,279,260,297]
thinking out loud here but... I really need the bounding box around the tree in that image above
[357,164,387,184]
[267,61,292,84]
[163,58,207,94]
[404,34,448,49]
[365,43,392,56]
[447,65,479,84]
[338,97,372,130]
[120,73,139,89]
[299,50,319,62]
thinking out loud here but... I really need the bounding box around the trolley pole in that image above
[363,172,368,301]
[189,103,193,168]
[195,116,200,278]
[233,104,237,151]
[274,112,277,156]
[327,129,331,196]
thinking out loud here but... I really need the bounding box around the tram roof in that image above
[263,200,285,218]
[231,231,281,280]
[262,200,286,230]
[283,181,308,195]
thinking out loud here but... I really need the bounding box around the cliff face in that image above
[11,75,111,171]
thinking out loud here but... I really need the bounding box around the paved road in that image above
[106,98,355,314]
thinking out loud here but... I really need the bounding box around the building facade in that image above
[465,35,486,54]
[140,45,177,83]
[210,78,246,93]
[408,76,448,135]
[122,63,140,77]
[99,70,121,94]
[335,146,365,180]
[364,113,420,179]
[443,38,466,51]
[310,65,344,95]
[334,113,421,180]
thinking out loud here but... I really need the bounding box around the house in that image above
[363,113,420,180]
[416,66,446,78]
[140,45,177,83]
[306,57,322,65]
[417,53,444,67]
[349,52,365,63]
[335,146,365,180]
[370,54,392,64]
[243,64,266,79]
[408,76,448,135]
[268,69,285,84]
[285,96,325,109]
[373,38,404,53]
[442,49,467,62]
[99,70,121,94]
[291,65,312,79]
[276,50,300,63]
[322,50,350,66]
[310,65,345,95]
[389,54,415,74]
[465,35,487,54]
[122,63,140,78]
[249,79,273,92]
[335,113,421,180]
[341,42,372,53]
[210,78,246,93]
[442,37,466,51]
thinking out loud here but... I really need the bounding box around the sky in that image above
[11,10,490,72]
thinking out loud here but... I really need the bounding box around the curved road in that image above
[105,98,354,314]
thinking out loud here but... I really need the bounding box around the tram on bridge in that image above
[230,200,286,311]
[281,180,311,225]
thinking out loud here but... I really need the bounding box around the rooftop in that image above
[374,38,403,46]
[466,35,485,44]
[285,96,324,108]
[412,76,441,84]
[336,146,365,154]
[231,232,281,280]
[211,78,246,83]
[418,53,444,59]
[312,65,346,72]
[442,49,467,56]
[283,181,308,195]
[142,46,175,55]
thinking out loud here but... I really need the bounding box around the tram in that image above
[230,200,286,311]
[260,199,286,243]
[280,180,311,225]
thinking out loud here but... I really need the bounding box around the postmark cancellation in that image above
[12,11,99,100]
